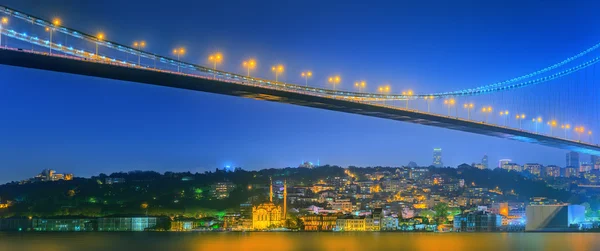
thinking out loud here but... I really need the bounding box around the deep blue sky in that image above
[0,0,599,183]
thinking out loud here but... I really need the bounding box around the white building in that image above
[525,205,585,231]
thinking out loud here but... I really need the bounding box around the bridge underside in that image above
[1,49,599,155]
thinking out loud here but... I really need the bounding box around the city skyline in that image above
[0,0,599,183]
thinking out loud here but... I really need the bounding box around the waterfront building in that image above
[300,214,338,231]
[381,216,399,231]
[32,217,95,231]
[97,216,162,231]
[170,218,199,231]
[433,148,443,168]
[252,178,286,230]
[335,215,366,231]
[525,204,585,231]
[0,217,32,231]
[453,211,502,232]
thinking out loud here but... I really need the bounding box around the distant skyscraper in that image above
[482,155,489,169]
[433,148,443,168]
[566,152,580,168]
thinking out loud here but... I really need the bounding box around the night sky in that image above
[0,0,599,183]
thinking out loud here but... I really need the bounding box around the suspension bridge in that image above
[0,5,598,155]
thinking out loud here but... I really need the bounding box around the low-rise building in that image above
[454,211,502,232]
[300,214,338,231]
[97,216,163,231]
[335,215,366,231]
[525,204,585,231]
[32,217,95,231]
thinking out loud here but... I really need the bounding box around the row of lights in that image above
[3,16,596,142]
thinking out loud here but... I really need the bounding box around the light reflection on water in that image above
[0,232,597,251]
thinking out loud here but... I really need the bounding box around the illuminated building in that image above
[482,155,489,169]
[545,165,561,177]
[525,205,585,231]
[252,178,286,230]
[502,163,522,172]
[498,159,512,169]
[432,148,443,168]
[381,216,398,231]
[97,216,163,231]
[170,218,199,231]
[453,211,502,232]
[564,167,578,178]
[335,215,366,231]
[592,155,600,170]
[105,177,125,184]
[523,163,543,177]
[299,214,338,231]
[210,181,236,199]
[579,163,592,173]
[566,151,580,168]
[32,169,74,182]
[299,161,314,168]
[33,217,95,231]
[329,199,353,213]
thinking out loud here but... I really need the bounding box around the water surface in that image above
[0,232,597,251]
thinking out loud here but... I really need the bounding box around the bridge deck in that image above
[1,49,599,155]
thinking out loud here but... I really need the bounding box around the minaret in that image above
[283,179,287,219]
[269,177,273,202]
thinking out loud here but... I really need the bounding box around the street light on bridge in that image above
[532,117,543,133]
[401,90,413,109]
[463,103,474,120]
[560,124,571,139]
[173,48,185,72]
[0,17,8,48]
[48,18,61,54]
[574,126,585,141]
[378,85,390,105]
[272,65,284,82]
[95,33,104,59]
[354,81,366,93]
[589,130,593,144]
[301,71,312,87]
[547,120,557,136]
[481,106,492,123]
[242,59,257,77]
[133,41,146,65]
[424,95,434,113]
[328,75,341,91]
[515,114,526,129]
[208,52,223,78]
[443,98,455,116]
[499,110,509,126]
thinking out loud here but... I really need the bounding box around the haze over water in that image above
[0,232,598,251]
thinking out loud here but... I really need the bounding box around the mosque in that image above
[252,178,287,230]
